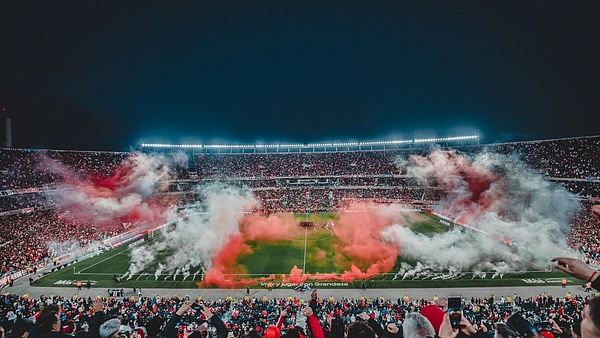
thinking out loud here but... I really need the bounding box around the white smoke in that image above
[155,263,165,280]
[47,240,83,257]
[125,241,168,280]
[385,148,580,276]
[125,182,258,279]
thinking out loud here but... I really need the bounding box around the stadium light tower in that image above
[1,107,11,148]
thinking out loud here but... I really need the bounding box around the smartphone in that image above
[447,296,462,329]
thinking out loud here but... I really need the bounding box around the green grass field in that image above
[33,212,572,289]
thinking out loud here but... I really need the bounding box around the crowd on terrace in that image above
[0,149,128,191]
[568,202,600,266]
[489,137,600,179]
[251,186,433,213]
[194,151,404,178]
[0,288,595,338]
[0,210,121,278]
[193,136,600,180]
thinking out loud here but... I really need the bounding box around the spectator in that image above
[403,312,436,338]
[300,306,324,338]
[421,304,444,336]
[33,312,71,338]
[98,320,121,338]
[144,318,163,338]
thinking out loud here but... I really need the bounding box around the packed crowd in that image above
[568,203,600,266]
[2,137,600,216]
[194,151,404,179]
[2,137,600,194]
[0,149,129,191]
[0,192,55,211]
[193,137,600,180]
[561,182,600,200]
[0,287,596,338]
[482,136,600,180]
[0,210,123,278]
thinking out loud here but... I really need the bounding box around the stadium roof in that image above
[140,135,479,153]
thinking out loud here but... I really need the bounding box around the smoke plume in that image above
[384,148,579,274]
[125,182,259,286]
[48,152,179,230]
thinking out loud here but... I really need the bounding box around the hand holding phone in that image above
[447,296,462,329]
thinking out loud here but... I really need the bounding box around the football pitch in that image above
[34,212,571,289]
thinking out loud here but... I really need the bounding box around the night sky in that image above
[1,1,598,151]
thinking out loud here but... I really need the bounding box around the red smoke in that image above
[282,265,305,284]
[331,202,402,280]
[202,201,407,287]
[31,152,416,287]
[411,150,506,223]
[239,213,303,241]
[39,153,175,232]
[39,152,419,287]
[199,234,254,288]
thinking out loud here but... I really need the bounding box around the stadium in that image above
[2,132,600,338]
[1,134,598,290]
[3,2,600,337]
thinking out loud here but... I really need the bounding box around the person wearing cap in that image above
[86,299,137,338]
[263,326,280,338]
[402,312,436,338]
[98,319,121,338]
[259,306,289,338]
[421,304,444,336]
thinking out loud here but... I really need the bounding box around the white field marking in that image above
[303,228,308,274]
[77,249,129,274]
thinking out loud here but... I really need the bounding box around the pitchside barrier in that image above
[0,229,147,289]
[0,261,46,289]
[7,216,192,288]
